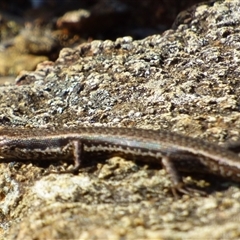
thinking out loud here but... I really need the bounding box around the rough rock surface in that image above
[1,0,240,239]
[0,0,203,78]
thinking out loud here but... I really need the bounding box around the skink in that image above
[0,127,240,194]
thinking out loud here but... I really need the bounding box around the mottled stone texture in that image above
[1,0,240,239]
[0,0,203,78]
